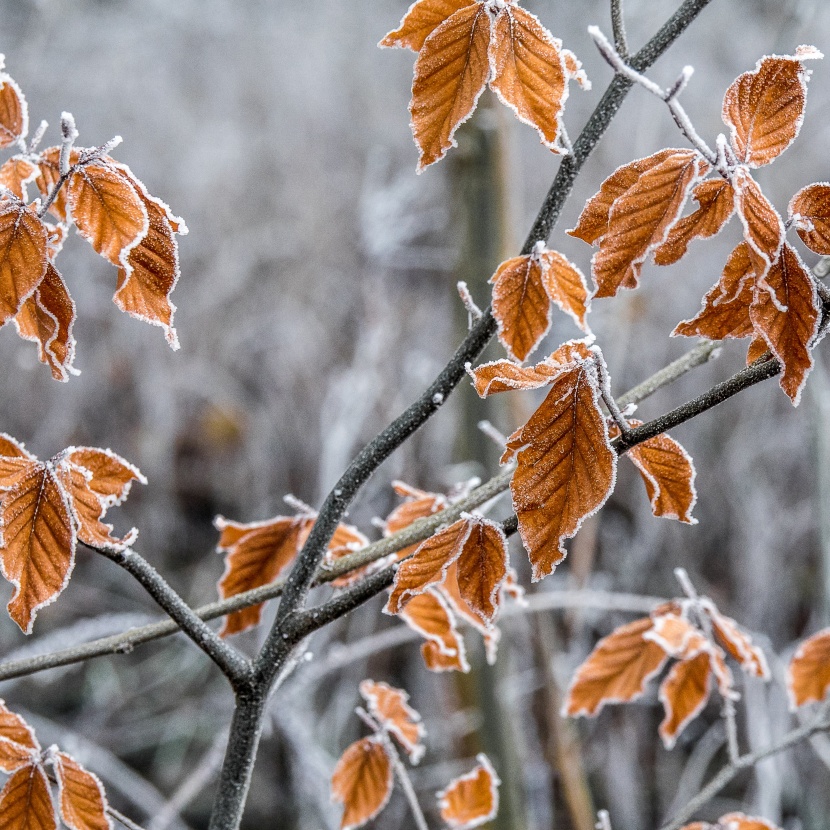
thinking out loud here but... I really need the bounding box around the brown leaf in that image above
[399,588,470,673]
[653,179,735,265]
[214,514,312,636]
[380,0,475,51]
[325,522,371,587]
[718,814,781,830]
[14,263,77,382]
[67,162,148,266]
[53,752,111,830]
[385,518,471,614]
[658,650,712,749]
[568,149,676,246]
[732,166,784,284]
[646,611,707,658]
[592,150,709,297]
[489,4,569,152]
[787,628,830,708]
[563,617,668,717]
[749,243,819,404]
[0,67,27,149]
[409,3,491,170]
[0,702,39,773]
[469,356,560,397]
[359,680,425,763]
[509,347,616,580]
[454,517,508,626]
[65,448,145,507]
[703,602,769,679]
[383,482,448,563]
[746,335,768,364]
[0,200,48,326]
[723,49,821,168]
[0,764,57,830]
[789,182,830,255]
[437,753,500,830]
[0,158,38,201]
[673,242,755,341]
[113,166,185,349]
[539,249,590,333]
[331,737,393,830]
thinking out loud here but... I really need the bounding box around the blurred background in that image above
[0,0,828,827]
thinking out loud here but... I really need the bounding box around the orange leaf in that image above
[789,182,830,255]
[489,4,569,152]
[0,702,39,773]
[0,764,57,830]
[399,588,470,673]
[380,0,475,52]
[592,150,709,298]
[214,514,312,636]
[384,482,448,561]
[385,518,471,614]
[568,149,676,246]
[14,263,77,382]
[723,49,821,168]
[65,448,145,507]
[539,249,590,334]
[409,3,491,171]
[718,814,781,830]
[0,158,38,201]
[732,166,784,284]
[436,753,500,829]
[703,602,769,679]
[653,179,735,265]
[749,243,819,405]
[454,517,508,626]
[67,162,148,266]
[359,680,425,763]
[563,617,668,717]
[325,522,371,587]
[0,65,27,149]
[672,242,755,341]
[787,628,830,708]
[746,335,768,364]
[53,752,111,830]
[469,356,560,397]
[331,737,393,830]
[0,200,48,326]
[509,346,615,580]
[658,650,712,749]
[646,611,707,658]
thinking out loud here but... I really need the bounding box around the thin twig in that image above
[610,0,628,59]
[596,809,614,830]
[457,281,483,327]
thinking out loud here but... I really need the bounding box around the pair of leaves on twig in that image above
[570,48,825,404]
[0,59,186,381]
[0,700,111,830]
[331,680,499,830]
[564,598,768,748]
[0,435,144,634]
[381,0,588,170]
[470,339,696,581]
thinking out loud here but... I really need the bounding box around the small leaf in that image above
[703,602,769,679]
[399,588,470,673]
[0,67,27,149]
[789,182,830,255]
[380,0,475,52]
[0,701,39,773]
[746,335,768,364]
[723,49,821,167]
[787,628,830,708]
[469,356,561,397]
[563,617,668,717]
[0,200,48,326]
[749,243,819,405]
[0,158,38,201]
[383,482,448,561]
[539,249,591,334]
[658,650,712,749]
[331,737,394,830]
[653,179,735,265]
[359,680,426,763]
[717,813,781,830]
[0,764,57,830]
[436,753,500,830]
[410,3,491,170]
[454,517,508,626]
[53,752,111,830]
[732,166,784,285]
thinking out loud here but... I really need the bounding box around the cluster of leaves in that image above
[0,57,186,381]
[563,596,768,748]
[381,0,589,170]
[331,680,499,830]
[0,700,111,830]
[0,435,144,633]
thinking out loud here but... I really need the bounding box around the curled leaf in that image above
[399,588,470,673]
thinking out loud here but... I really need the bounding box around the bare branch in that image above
[610,0,628,59]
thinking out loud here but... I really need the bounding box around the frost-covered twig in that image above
[596,809,614,830]
[610,0,628,59]
[457,281,483,327]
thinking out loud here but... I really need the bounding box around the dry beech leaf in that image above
[658,650,712,749]
[673,242,755,342]
[0,63,27,149]
[746,335,768,364]
[383,481,448,561]
[440,562,501,665]
[331,737,394,830]
[0,764,57,830]
[0,701,39,773]
[409,3,491,171]
[0,157,38,201]
[0,200,48,326]
[645,611,705,657]
[453,518,508,626]
[53,752,111,830]
[563,617,668,717]
[399,588,470,673]
[789,182,830,255]
[324,522,371,588]
[653,179,735,265]
[469,357,560,397]
[380,0,474,52]
[489,4,568,152]
[359,680,425,763]
[508,343,615,580]
[749,243,819,405]
[717,814,780,830]
[704,602,769,679]
[14,263,77,382]
[723,49,821,168]
[436,753,500,830]
[732,166,784,285]
[67,161,148,267]
[592,150,709,298]
[787,628,830,708]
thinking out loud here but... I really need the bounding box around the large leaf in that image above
[0,200,48,326]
